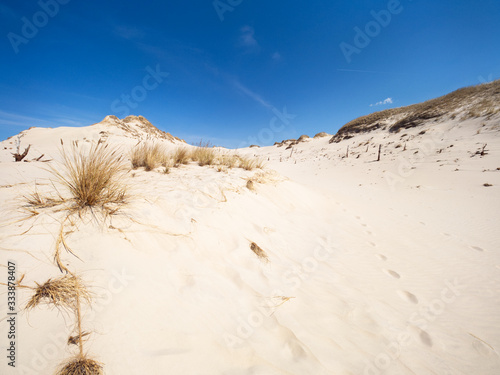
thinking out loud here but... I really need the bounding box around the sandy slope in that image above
[1,114,500,375]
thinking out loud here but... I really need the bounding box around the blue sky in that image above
[1,0,499,148]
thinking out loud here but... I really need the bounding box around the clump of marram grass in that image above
[219,154,239,169]
[191,141,217,166]
[25,275,91,311]
[162,158,174,174]
[172,147,191,166]
[130,142,167,171]
[239,156,265,171]
[57,355,103,375]
[51,141,128,212]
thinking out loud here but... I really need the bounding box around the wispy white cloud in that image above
[113,25,146,40]
[0,110,97,131]
[337,69,405,75]
[370,98,393,107]
[230,79,272,109]
[239,26,258,47]
[238,26,261,54]
[51,117,89,127]
[0,110,52,128]
[272,52,282,61]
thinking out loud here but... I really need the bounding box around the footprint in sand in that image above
[442,232,451,237]
[419,221,426,226]
[471,246,484,252]
[419,329,433,347]
[376,254,387,261]
[471,335,496,357]
[384,269,401,279]
[368,241,377,247]
[364,230,373,236]
[409,326,433,347]
[398,290,419,304]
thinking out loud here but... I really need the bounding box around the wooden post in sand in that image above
[12,144,31,162]
[377,144,381,161]
[346,145,349,158]
[480,143,488,156]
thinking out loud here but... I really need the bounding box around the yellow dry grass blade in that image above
[25,275,91,311]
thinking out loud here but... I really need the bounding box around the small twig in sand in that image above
[269,296,295,316]
[250,242,269,262]
[480,143,488,156]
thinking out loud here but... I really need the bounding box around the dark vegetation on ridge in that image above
[328,80,500,143]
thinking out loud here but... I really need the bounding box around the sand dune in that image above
[1,100,499,374]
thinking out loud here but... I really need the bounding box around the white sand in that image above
[1,115,499,374]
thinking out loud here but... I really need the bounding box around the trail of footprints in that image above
[374,250,419,305]
[354,215,373,236]
[372,243,429,345]
[351,212,421,306]
[350,211,497,350]
[345,206,434,346]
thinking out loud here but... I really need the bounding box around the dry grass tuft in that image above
[247,170,283,184]
[52,142,128,211]
[250,242,269,262]
[24,190,63,209]
[191,141,217,166]
[130,142,166,171]
[239,156,265,171]
[219,154,239,169]
[172,147,191,166]
[25,275,91,311]
[57,355,103,375]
